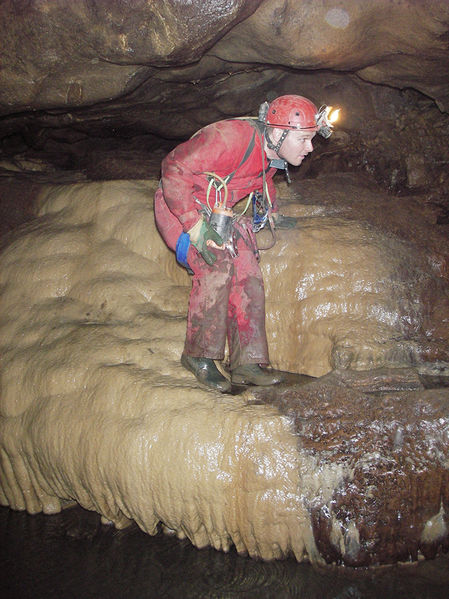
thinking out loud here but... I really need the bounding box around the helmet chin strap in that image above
[265,129,291,184]
[265,128,289,154]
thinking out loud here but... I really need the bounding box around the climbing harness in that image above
[202,171,237,258]
[173,97,340,271]
[175,116,278,270]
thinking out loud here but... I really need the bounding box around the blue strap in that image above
[176,232,191,270]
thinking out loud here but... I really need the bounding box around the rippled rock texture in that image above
[2,0,448,117]
[2,0,449,207]
[1,177,448,566]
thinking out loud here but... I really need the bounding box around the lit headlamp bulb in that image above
[316,105,340,138]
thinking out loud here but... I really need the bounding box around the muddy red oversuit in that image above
[154,118,279,368]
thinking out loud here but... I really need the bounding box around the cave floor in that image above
[1,505,449,599]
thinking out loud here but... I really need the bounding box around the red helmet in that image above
[263,95,318,131]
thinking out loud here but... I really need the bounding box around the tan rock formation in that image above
[1,178,448,566]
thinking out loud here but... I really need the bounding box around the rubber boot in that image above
[231,363,285,386]
[181,354,231,393]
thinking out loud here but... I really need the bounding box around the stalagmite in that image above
[1,178,448,566]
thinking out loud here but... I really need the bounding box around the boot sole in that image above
[231,375,282,386]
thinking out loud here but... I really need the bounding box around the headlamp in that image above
[316,105,340,138]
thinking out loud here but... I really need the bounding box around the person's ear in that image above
[269,127,283,143]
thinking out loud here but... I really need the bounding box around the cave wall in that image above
[2,0,449,119]
[1,0,449,197]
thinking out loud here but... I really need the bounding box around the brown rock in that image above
[253,375,449,566]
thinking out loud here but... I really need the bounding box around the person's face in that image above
[274,129,316,166]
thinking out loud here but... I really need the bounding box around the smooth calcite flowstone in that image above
[1,179,448,566]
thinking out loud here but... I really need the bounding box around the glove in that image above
[188,218,224,265]
[273,214,299,229]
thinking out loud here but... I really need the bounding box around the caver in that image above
[155,95,339,392]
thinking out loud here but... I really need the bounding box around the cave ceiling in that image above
[0,0,449,193]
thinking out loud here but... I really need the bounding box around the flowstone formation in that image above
[1,177,449,567]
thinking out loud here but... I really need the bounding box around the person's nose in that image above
[305,139,313,153]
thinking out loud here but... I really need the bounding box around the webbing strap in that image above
[224,124,257,184]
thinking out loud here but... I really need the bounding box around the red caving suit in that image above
[154,118,279,368]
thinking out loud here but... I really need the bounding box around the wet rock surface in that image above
[0,0,260,113]
[261,174,449,377]
[0,176,448,570]
[1,1,449,212]
[252,369,449,566]
[2,0,448,118]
